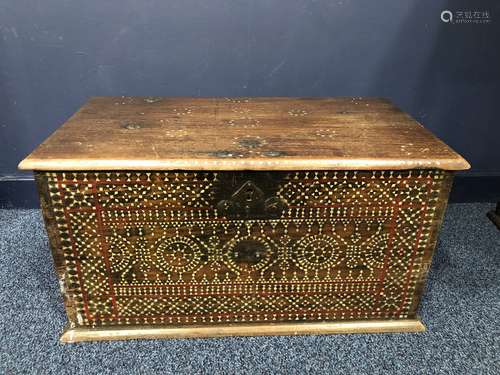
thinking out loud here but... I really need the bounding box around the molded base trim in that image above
[60,319,426,343]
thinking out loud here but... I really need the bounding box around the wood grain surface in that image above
[60,319,426,343]
[19,97,470,171]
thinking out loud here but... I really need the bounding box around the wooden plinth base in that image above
[60,319,426,343]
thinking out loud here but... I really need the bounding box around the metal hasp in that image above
[217,180,287,219]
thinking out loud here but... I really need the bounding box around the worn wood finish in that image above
[35,173,80,324]
[21,97,468,342]
[36,169,452,342]
[60,319,426,343]
[19,97,469,171]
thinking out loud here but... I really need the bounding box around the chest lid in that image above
[18,97,469,171]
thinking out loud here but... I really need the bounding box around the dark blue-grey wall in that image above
[1,0,499,177]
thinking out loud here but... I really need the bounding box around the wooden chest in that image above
[19,97,469,342]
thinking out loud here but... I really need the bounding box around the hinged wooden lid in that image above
[18,97,470,171]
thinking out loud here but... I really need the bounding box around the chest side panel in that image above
[37,170,452,327]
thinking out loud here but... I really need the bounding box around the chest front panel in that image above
[37,170,452,327]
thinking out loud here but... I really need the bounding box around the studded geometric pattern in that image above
[39,170,451,327]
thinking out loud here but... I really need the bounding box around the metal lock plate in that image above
[217,180,287,219]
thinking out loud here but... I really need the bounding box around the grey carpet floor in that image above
[0,203,498,374]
